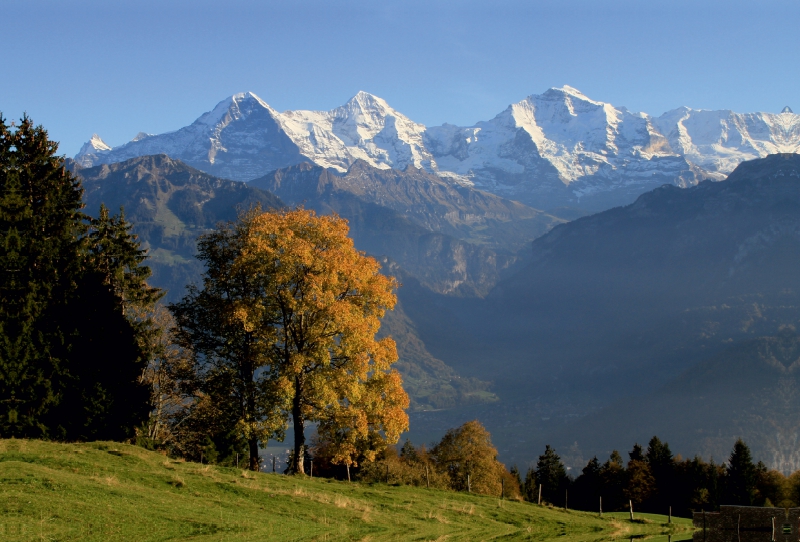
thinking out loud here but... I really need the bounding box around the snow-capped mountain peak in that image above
[74,134,112,167]
[276,91,433,172]
[344,90,391,112]
[195,91,276,128]
[87,134,111,151]
[544,85,597,103]
[74,86,800,211]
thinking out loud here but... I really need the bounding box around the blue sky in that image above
[4,0,799,156]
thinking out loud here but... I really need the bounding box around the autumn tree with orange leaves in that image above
[234,208,409,474]
[172,207,409,473]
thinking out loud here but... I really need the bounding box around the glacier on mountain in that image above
[278,91,434,172]
[75,87,800,211]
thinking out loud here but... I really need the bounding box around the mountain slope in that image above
[249,160,564,295]
[392,154,800,467]
[251,160,559,251]
[74,154,284,296]
[553,330,800,474]
[71,155,489,409]
[480,153,800,386]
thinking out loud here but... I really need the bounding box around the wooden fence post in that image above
[310,459,313,478]
[501,477,505,499]
[600,496,602,516]
[565,489,568,510]
[467,474,471,493]
[425,465,430,489]
[669,506,672,524]
[703,509,706,541]
[538,484,542,505]
[629,500,634,521]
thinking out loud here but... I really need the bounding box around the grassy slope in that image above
[0,440,692,541]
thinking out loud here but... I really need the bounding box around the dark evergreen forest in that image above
[0,116,159,441]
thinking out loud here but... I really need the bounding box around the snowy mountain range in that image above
[76,87,800,211]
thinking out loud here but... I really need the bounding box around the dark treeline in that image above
[520,437,800,516]
[0,116,161,441]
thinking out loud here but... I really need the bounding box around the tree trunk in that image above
[248,437,259,471]
[291,379,305,475]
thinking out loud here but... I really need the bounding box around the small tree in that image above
[725,439,756,505]
[600,450,626,511]
[645,436,674,509]
[625,457,655,507]
[535,445,569,505]
[523,466,537,502]
[139,305,195,446]
[431,420,519,497]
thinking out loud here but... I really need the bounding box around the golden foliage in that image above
[430,420,520,498]
[233,208,409,471]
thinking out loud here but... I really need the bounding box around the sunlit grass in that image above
[0,439,693,541]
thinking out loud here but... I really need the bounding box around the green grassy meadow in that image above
[0,439,693,541]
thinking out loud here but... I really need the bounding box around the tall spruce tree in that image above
[535,445,569,506]
[572,456,602,510]
[0,116,85,437]
[46,204,160,440]
[725,439,757,505]
[0,116,156,440]
[645,436,674,510]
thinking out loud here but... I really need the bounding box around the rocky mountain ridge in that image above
[76,87,800,210]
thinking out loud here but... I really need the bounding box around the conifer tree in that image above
[523,466,537,502]
[645,436,674,510]
[573,456,602,510]
[47,204,159,441]
[0,115,85,437]
[510,464,522,489]
[0,116,156,439]
[535,445,569,505]
[725,438,757,505]
[600,450,626,511]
